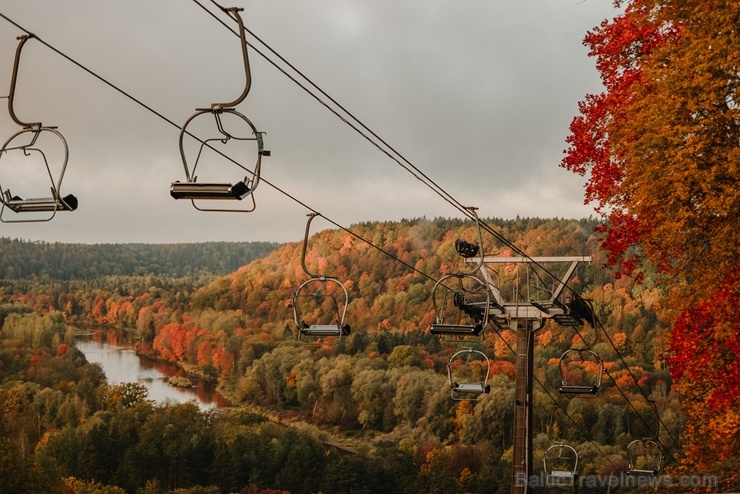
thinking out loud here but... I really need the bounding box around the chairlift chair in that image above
[446,347,491,401]
[170,6,269,212]
[626,438,663,477]
[292,213,351,343]
[292,277,350,343]
[430,273,490,337]
[429,207,491,338]
[558,348,604,396]
[542,443,579,487]
[0,34,78,223]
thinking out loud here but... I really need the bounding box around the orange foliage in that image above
[489,360,516,380]
[563,0,740,475]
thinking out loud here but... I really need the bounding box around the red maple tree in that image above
[563,0,740,478]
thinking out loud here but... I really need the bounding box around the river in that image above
[75,328,230,410]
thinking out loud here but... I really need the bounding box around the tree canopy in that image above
[562,0,740,474]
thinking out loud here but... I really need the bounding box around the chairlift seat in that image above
[447,347,492,401]
[557,348,603,396]
[452,382,491,395]
[548,471,576,480]
[170,181,250,200]
[546,471,577,487]
[559,384,598,395]
[292,221,351,345]
[3,193,78,212]
[171,7,265,214]
[626,438,663,476]
[430,323,483,336]
[299,325,341,337]
[627,469,659,476]
[299,324,350,338]
[2,33,78,224]
[548,471,575,478]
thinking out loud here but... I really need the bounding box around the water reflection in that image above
[75,328,230,409]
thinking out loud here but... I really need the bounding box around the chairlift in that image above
[0,34,78,223]
[292,213,350,343]
[430,207,491,338]
[542,443,579,487]
[446,347,491,401]
[626,401,663,476]
[170,6,269,212]
[558,348,603,396]
[626,438,663,476]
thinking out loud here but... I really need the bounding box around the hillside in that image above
[0,217,691,492]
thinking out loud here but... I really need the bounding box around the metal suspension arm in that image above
[301,213,321,279]
[212,7,252,109]
[7,34,41,129]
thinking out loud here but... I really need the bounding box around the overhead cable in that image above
[0,11,438,287]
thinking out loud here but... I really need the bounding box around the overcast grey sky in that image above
[0,0,617,245]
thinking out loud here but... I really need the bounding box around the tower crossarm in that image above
[463,256,592,325]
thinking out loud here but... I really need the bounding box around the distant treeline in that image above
[0,238,282,280]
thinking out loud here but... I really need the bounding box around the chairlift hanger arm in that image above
[211,6,251,110]
[301,212,335,279]
[7,34,41,129]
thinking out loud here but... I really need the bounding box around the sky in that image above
[0,0,618,245]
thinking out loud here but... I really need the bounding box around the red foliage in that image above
[29,353,44,366]
[561,1,674,277]
[489,360,516,380]
[667,272,740,410]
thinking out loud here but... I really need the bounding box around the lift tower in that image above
[465,255,592,494]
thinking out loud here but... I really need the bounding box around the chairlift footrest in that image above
[170,181,250,200]
[430,323,483,336]
[299,325,343,337]
[559,385,598,395]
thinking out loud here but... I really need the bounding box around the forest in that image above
[0,238,281,280]
[1,216,714,493]
[2,0,740,491]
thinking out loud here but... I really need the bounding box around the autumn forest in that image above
[0,216,708,493]
[3,0,740,492]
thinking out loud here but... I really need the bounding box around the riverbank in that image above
[75,328,230,409]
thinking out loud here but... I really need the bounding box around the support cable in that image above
[574,320,682,453]
[491,326,622,473]
[192,0,683,464]
[0,12,437,287]
[189,0,603,305]
[573,324,681,463]
[1,10,678,463]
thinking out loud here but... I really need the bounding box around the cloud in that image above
[0,0,615,244]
